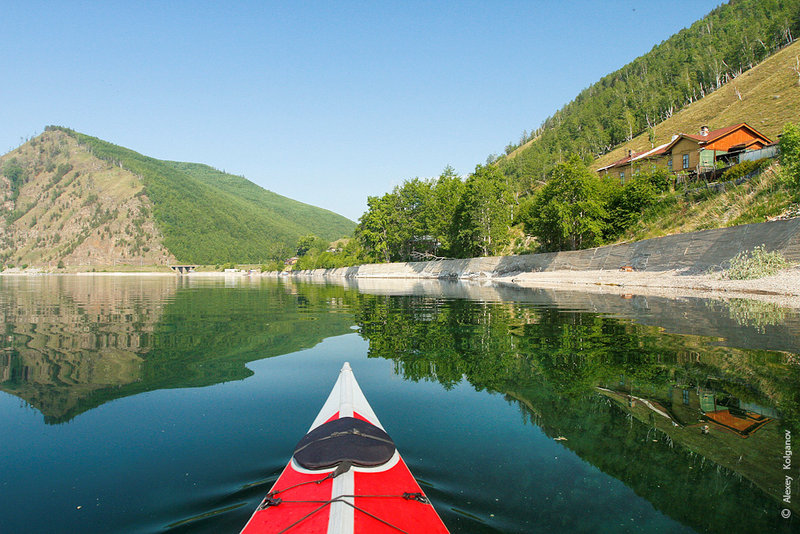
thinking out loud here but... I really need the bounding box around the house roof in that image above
[726,139,763,152]
[683,123,743,142]
[662,122,771,153]
[597,142,670,172]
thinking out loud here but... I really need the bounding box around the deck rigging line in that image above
[258,461,428,533]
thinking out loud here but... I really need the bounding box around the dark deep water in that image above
[1,274,798,533]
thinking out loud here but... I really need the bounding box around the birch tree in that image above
[453,165,513,257]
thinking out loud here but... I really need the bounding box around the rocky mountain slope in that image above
[1,129,172,268]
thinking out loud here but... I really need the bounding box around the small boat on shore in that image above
[240,362,449,533]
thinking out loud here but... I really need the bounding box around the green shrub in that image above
[2,159,25,185]
[643,168,673,193]
[721,158,770,182]
[721,245,789,280]
[604,175,657,240]
[780,122,800,195]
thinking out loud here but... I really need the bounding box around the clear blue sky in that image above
[2,1,722,221]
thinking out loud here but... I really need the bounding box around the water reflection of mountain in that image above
[0,276,172,422]
[352,289,800,532]
[0,276,354,423]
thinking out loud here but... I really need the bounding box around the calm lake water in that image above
[1,275,799,533]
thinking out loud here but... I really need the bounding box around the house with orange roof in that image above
[661,123,771,174]
[598,123,772,181]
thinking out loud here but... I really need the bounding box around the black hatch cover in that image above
[293,417,396,470]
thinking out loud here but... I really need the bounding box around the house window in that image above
[682,154,690,169]
[619,171,625,182]
[683,389,689,405]
[667,158,673,171]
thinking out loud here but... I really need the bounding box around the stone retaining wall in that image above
[291,219,800,280]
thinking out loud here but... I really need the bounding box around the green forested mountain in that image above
[0,126,354,267]
[498,0,800,187]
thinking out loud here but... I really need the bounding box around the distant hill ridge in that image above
[0,127,354,267]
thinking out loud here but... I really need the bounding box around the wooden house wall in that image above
[668,138,701,171]
[601,155,670,182]
[704,128,768,151]
[630,156,669,175]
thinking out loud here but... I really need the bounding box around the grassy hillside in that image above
[45,128,353,264]
[613,164,794,243]
[499,0,800,187]
[594,39,800,170]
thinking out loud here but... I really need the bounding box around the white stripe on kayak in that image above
[330,362,356,533]
[303,362,387,533]
[339,362,354,418]
[328,463,355,533]
[310,362,383,430]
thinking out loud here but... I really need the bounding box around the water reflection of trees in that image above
[355,295,799,428]
[354,294,800,530]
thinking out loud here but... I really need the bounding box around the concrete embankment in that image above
[293,219,800,279]
[287,219,800,307]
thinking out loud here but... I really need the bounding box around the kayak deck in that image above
[241,363,449,534]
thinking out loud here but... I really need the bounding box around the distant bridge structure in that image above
[170,265,197,274]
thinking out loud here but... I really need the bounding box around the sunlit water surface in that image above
[1,275,798,533]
